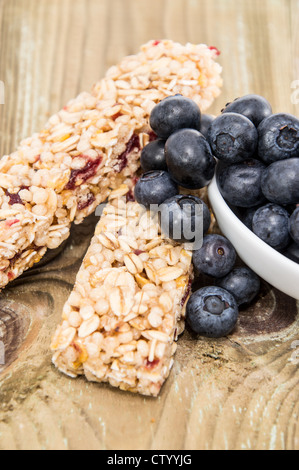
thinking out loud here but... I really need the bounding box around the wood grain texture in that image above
[0,0,299,450]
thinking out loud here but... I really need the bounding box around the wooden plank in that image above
[0,0,298,450]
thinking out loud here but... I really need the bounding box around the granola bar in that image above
[51,185,193,397]
[0,40,222,289]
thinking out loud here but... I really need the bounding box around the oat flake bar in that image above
[51,186,193,396]
[0,40,221,289]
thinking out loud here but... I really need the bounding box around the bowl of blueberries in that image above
[134,93,299,340]
[207,94,299,301]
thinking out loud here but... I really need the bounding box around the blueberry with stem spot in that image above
[257,113,299,164]
[208,112,258,163]
[186,286,239,338]
[193,234,237,278]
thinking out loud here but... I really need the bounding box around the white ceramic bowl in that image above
[208,175,299,301]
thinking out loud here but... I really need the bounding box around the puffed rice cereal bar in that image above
[51,185,193,397]
[0,39,222,289]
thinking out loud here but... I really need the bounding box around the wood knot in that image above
[0,301,31,373]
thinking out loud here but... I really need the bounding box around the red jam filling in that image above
[180,279,193,307]
[5,190,24,206]
[149,131,157,142]
[134,249,145,256]
[116,134,140,173]
[126,189,135,202]
[209,46,221,56]
[6,219,20,227]
[145,358,160,369]
[65,156,102,190]
[77,193,96,211]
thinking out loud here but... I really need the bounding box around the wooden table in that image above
[0,0,298,450]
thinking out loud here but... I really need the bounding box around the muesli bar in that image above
[0,40,222,289]
[51,185,193,397]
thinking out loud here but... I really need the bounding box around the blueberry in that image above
[199,114,215,138]
[134,171,178,209]
[149,94,201,140]
[208,112,258,163]
[289,207,299,244]
[193,234,236,278]
[257,113,299,164]
[159,195,211,245]
[140,139,167,172]
[240,205,263,230]
[217,159,266,208]
[165,128,216,189]
[252,203,291,250]
[283,242,299,264]
[261,158,299,205]
[222,94,272,127]
[186,286,239,338]
[215,267,260,306]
